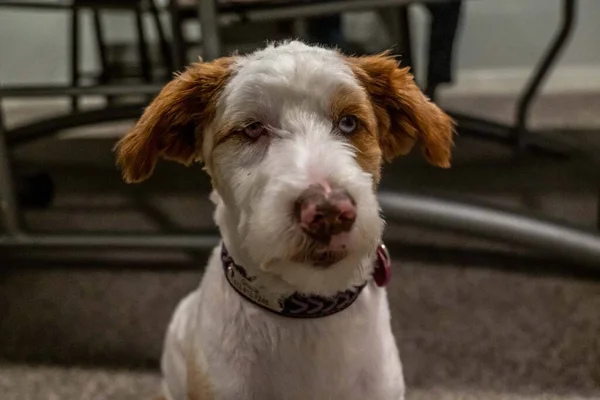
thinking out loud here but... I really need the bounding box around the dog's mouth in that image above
[291,248,348,267]
[291,234,350,267]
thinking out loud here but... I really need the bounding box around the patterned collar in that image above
[221,243,392,319]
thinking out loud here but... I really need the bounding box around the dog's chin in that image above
[286,229,355,267]
[251,231,380,295]
[291,247,349,268]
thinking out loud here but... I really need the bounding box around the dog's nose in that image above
[295,184,356,242]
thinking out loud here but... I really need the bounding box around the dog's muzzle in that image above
[294,183,356,244]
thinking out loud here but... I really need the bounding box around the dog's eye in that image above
[338,115,358,135]
[243,122,266,139]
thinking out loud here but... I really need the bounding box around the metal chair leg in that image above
[168,0,187,70]
[0,107,22,235]
[135,4,152,82]
[423,1,462,101]
[377,8,401,57]
[198,0,221,61]
[148,0,174,78]
[69,5,80,111]
[514,0,576,147]
[92,8,115,104]
[92,9,109,83]
[398,5,414,73]
[597,187,600,230]
[0,97,4,134]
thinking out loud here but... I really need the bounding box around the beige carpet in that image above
[2,260,599,398]
[1,365,596,400]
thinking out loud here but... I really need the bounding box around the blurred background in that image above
[0,0,599,399]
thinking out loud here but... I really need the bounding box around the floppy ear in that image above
[115,57,234,183]
[348,53,455,168]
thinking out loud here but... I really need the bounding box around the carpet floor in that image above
[1,365,597,400]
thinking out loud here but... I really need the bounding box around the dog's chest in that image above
[247,322,377,398]
[198,262,404,400]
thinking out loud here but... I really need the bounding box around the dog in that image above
[115,41,454,400]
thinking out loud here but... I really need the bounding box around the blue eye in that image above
[338,115,358,134]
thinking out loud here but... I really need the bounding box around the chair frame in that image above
[1,0,599,270]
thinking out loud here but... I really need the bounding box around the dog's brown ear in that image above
[348,53,455,167]
[115,57,234,183]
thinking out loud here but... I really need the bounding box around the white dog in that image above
[116,41,454,400]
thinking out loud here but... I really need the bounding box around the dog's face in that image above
[116,42,453,292]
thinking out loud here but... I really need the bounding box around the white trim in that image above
[439,65,600,96]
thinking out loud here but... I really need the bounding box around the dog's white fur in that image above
[163,42,402,399]
[206,42,384,296]
[162,247,404,400]
[117,41,453,400]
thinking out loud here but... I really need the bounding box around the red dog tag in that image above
[374,243,392,287]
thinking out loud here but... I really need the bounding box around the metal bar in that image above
[0,0,452,17]
[7,105,146,148]
[0,124,22,235]
[448,111,585,159]
[398,5,414,72]
[91,8,115,105]
[377,7,402,59]
[597,187,600,230]
[70,5,80,111]
[168,0,187,71]
[148,0,174,78]
[216,0,455,24]
[0,96,5,133]
[0,1,71,10]
[92,9,110,84]
[135,5,153,83]
[0,234,220,250]
[379,192,600,267]
[447,111,512,145]
[0,90,580,158]
[292,18,309,41]
[514,0,576,141]
[2,192,598,268]
[198,0,221,61]
[0,84,162,98]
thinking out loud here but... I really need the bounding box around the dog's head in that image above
[116,41,454,294]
